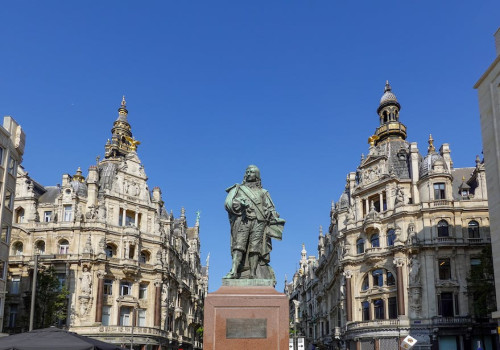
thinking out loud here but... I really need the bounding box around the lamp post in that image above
[130,307,137,350]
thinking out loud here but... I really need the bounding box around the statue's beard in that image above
[246,181,259,189]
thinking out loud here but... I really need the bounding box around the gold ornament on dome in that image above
[125,136,141,151]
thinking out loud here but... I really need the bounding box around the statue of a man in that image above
[224,165,285,281]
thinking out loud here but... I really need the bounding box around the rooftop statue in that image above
[223,165,285,283]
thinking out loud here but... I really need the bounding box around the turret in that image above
[372,81,407,145]
[104,96,140,159]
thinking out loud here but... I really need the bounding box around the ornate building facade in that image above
[286,83,496,350]
[0,116,25,333]
[3,99,208,350]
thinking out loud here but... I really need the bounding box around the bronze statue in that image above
[224,165,285,281]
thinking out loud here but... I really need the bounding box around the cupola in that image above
[372,81,407,145]
[105,96,140,159]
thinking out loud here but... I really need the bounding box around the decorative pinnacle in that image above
[319,225,323,236]
[384,80,392,93]
[428,134,435,153]
[118,95,128,116]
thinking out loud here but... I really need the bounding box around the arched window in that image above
[36,241,45,254]
[372,269,384,287]
[437,220,449,237]
[370,233,380,248]
[139,251,150,264]
[105,244,116,258]
[387,229,396,246]
[59,239,69,254]
[361,276,369,291]
[15,208,25,224]
[356,238,365,254]
[468,220,479,239]
[12,242,23,256]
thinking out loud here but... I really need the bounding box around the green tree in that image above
[467,246,496,317]
[34,266,69,328]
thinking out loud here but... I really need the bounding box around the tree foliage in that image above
[34,266,69,329]
[467,246,496,317]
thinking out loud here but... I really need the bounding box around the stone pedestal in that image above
[203,285,289,350]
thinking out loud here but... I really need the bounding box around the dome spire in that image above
[104,96,133,159]
[427,134,435,153]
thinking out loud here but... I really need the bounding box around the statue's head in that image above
[243,165,261,187]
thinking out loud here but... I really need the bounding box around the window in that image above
[57,273,66,290]
[139,251,150,264]
[15,208,24,223]
[119,306,132,326]
[387,229,396,246]
[63,205,72,222]
[361,276,369,291]
[104,279,113,295]
[437,220,449,237]
[386,271,395,286]
[10,277,20,294]
[102,306,111,326]
[8,157,16,175]
[59,240,69,254]
[372,269,384,287]
[105,244,115,258]
[434,183,446,200]
[138,309,146,327]
[8,305,17,328]
[0,147,4,166]
[470,258,481,276]
[362,301,370,321]
[356,238,365,254]
[438,292,454,317]
[139,283,148,299]
[12,242,23,256]
[468,221,480,239]
[2,226,10,243]
[370,233,380,248]
[439,258,451,280]
[373,299,384,319]
[36,241,45,254]
[44,211,52,223]
[0,261,5,280]
[120,281,132,296]
[4,190,13,210]
[388,297,397,319]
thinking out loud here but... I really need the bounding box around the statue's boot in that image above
[224,250,243,279]
[249,253,259,279]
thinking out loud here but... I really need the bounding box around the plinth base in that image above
[203,285,289,350]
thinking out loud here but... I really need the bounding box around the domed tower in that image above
[104,96,139,159]
[372,81,407,145]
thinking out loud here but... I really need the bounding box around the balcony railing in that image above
[346,319,402,331]
[432,316,471,326]
[432,200,452,207]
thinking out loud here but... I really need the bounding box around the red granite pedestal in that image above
[203,285,289,350]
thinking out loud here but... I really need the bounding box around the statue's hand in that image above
[232,200,241,211]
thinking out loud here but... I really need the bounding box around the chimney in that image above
[495,27,500,56]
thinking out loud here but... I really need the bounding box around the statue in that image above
[409,256,421,284]
[80,266,92,296]
[394,185,405,207]
[224,165,285,281]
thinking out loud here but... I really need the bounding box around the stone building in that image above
[475,27,500,330]
[3,98,208,350]
[0,116,25,333]
[286,83,496,350]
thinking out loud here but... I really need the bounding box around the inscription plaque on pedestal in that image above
[226,318,267,339]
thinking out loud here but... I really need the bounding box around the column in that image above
[393,258,405,316]
[135,211,139,227]
[364,199,369,216]
[344,271,353,322]
[122,208,126,226]
[379,193,383,211]
[154,281,162,327]
[95,271,105,322]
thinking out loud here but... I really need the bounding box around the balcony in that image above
[432,200,453,207]
[70,325,168,338]
[432,316,471,327]
[346,318,409,331]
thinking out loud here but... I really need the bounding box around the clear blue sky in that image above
[0,1,498,292]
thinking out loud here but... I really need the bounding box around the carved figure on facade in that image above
[80,266,92,296]
[407,222,419,245]
[98,237,106,256]
[346,206,355,225]
[83,235,93,254]
[409,255,421,285]
[394,185,405,207]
